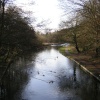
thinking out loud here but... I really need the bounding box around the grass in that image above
[65,45,77,53]
[58,46,66,53]
[58,44,77,54]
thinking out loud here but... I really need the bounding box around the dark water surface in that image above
[0,47,100,100]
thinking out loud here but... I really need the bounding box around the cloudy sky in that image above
[13,0,78,32]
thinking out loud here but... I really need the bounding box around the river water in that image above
[0,47,100,100]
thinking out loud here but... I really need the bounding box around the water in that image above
[0,47,100,100]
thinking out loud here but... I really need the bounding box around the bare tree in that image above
[78,0,100,56]
[59,0,100,56]
[0,0,9,47]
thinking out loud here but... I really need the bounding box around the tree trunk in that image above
[73,33,80,53]
[0,0,5,47]
[95,48,99,57]
[75,43,80,53]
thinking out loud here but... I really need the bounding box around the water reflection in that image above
[0,47,100,100]
[0,52,37,100]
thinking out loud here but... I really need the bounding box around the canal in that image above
[0,47,100,100]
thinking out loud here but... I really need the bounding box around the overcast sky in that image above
[13,0,79,33]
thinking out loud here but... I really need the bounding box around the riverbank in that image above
[59,45,100,82]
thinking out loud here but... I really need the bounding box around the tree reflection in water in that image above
[57,62,100,100]
[0,52,37,100]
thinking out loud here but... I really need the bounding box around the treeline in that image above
[36,29,70,44]
[0,5,42,64]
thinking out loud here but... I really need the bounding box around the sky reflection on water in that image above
[0,47,100,100]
